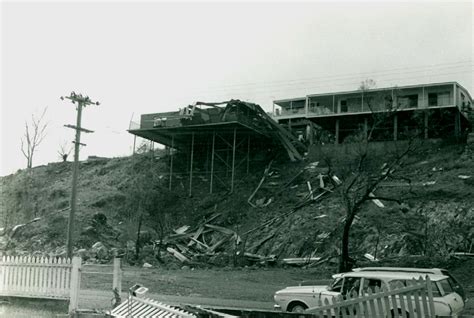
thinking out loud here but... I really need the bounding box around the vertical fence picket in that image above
[24,256,29,293]
[31,256,36,294]
[24,256,29,294]
[62,258,67,296]
[340,297,349,318]
[55,258,61,295]
[374,286,384,317]
[14,256,20,293]
[65,258,71,293]
[10,256,14,292]
[21,256,26,293]
[44,257,48,295]
[390,291,400,318]
[6,256,11,292]
[60,258,65,295]
[38,257,44,294]
[4,257,8,292]
[419,278,429,317]
[362,297,370,317]
[399,292,408,318]
[47,257,52,295]
[413,288,422,317]
[367,289,377,317]
[405,289,415,317]
[0,256,5,292]
[51,257,57,295]
[35,257,40,295]
[425,276,435,317]
[354,293,363,317]
[12,256,17,293]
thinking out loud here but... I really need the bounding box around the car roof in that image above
[353,267,445,274]
[333,271,448,282]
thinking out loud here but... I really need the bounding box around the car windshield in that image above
[330,277,343,292]
[437,278,454,296]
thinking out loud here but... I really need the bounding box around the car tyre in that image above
[288,302,308,313]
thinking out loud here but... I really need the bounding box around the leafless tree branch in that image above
[20,107,48,169]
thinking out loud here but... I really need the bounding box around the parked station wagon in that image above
[273,269,465,317]
[352,267,466,303]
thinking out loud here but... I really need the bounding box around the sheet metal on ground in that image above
[110,296,196,317]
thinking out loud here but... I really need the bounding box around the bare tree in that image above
[323,80,426,272]
[58,140,73,162]
[21,108,48,169]
[333,136,419,272]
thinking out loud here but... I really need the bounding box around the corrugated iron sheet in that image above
[110,296,196,318]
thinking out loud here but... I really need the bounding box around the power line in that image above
[189,60,473,93]
[190,68,474,101]
[190,65,474,97]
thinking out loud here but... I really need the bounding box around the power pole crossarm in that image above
[61,91,99,259]
[64,124,94,133]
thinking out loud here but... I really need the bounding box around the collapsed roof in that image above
[129,99,307,161]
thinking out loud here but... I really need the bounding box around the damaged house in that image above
[128,100,306,195]
[272,82,472,143]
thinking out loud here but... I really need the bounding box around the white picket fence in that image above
[0,256,81,312]
[306,276,436,318]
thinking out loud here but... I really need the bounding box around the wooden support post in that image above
[169,135,174,191]
[189,132,194,197]
[246,135,250,174]
[424,111,429,139]
[422,86,425,108]
[364,117,368,141]
[132,135,136,155]
[393,114,398,141]
[231,128,236,193]
[112,258,122,295]
[306,124,312,145]
[68,256,81,314]
[210,132,215,194]
[455,110,461,139]
[335,119,340,144]
[305,96,309,116]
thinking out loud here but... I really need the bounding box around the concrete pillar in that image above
[335,119,340,144]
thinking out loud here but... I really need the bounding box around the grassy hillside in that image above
[0,139,473,269]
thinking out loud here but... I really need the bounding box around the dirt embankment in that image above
[0,141,473,270]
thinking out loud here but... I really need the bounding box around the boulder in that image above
[91,241,108,259]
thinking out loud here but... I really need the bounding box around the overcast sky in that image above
[1,0,472,176]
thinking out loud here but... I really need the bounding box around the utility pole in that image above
[61,92,100,259]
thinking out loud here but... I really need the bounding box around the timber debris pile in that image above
[159,160,344,267]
